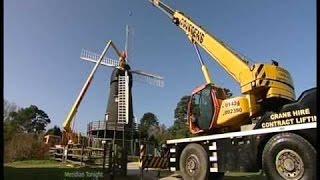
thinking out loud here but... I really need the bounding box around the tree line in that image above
[138,95,193,149]
[4,88,231,161]
[138,88,232,148]
[4,99,54,162]
[3,95,192,161]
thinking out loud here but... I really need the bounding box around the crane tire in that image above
[179,143,209,180]
[262,132,316,180]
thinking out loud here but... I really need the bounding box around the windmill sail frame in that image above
[80,49,164,87]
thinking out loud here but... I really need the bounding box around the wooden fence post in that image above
[102,140,107,170]
[81,144,84,166]
[64,146,68,162]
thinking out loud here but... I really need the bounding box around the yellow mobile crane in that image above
[149,1,316,179]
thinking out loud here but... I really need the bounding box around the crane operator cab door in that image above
[188,84,227,134]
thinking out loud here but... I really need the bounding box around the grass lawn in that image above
[4,160,266,180]
[4,160,136,180]
[5,160,68,168]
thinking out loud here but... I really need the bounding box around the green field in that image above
[5,160,69,168]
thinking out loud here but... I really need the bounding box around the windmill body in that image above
[81,49,164,139]
[104,65,133,138]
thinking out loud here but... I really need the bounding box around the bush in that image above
[4,133,50,163]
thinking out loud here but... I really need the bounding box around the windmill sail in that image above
[81,49,119,67]
[131,70,164,87]
[80,49,164,87]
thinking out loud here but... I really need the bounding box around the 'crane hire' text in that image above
[270,108,310,120]
[262,116,316,128]
[261,108,316,128]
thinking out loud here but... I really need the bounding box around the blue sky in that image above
[4,0,316,133]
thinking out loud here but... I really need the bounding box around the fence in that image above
[49,144,112,168]
[139,144,169,170]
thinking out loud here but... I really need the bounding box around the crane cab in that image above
[188,83,226,134]
[188,84,250,134]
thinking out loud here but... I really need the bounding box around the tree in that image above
[174,96,190,124]
[4,133,49,162]
[3,99,19,122]
[168,120,191,139]
[7,105,51,134]
[139,112,159,139]
[147,123,170,147]
[170,95,192,139]
[4,103,52,162]
[4,100,20,142]
[46,125,62,137]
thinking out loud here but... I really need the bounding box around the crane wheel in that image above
[179,143,209,180]
[262,133,316,180]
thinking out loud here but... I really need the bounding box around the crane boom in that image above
[150,0,295,104]
[174,11,251,83]
[150,0,249,83]
[63,40,121,132]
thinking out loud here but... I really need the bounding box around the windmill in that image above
[80,25,164,137]
[60,25,163,146]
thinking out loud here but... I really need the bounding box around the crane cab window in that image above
[191,86,214,130]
